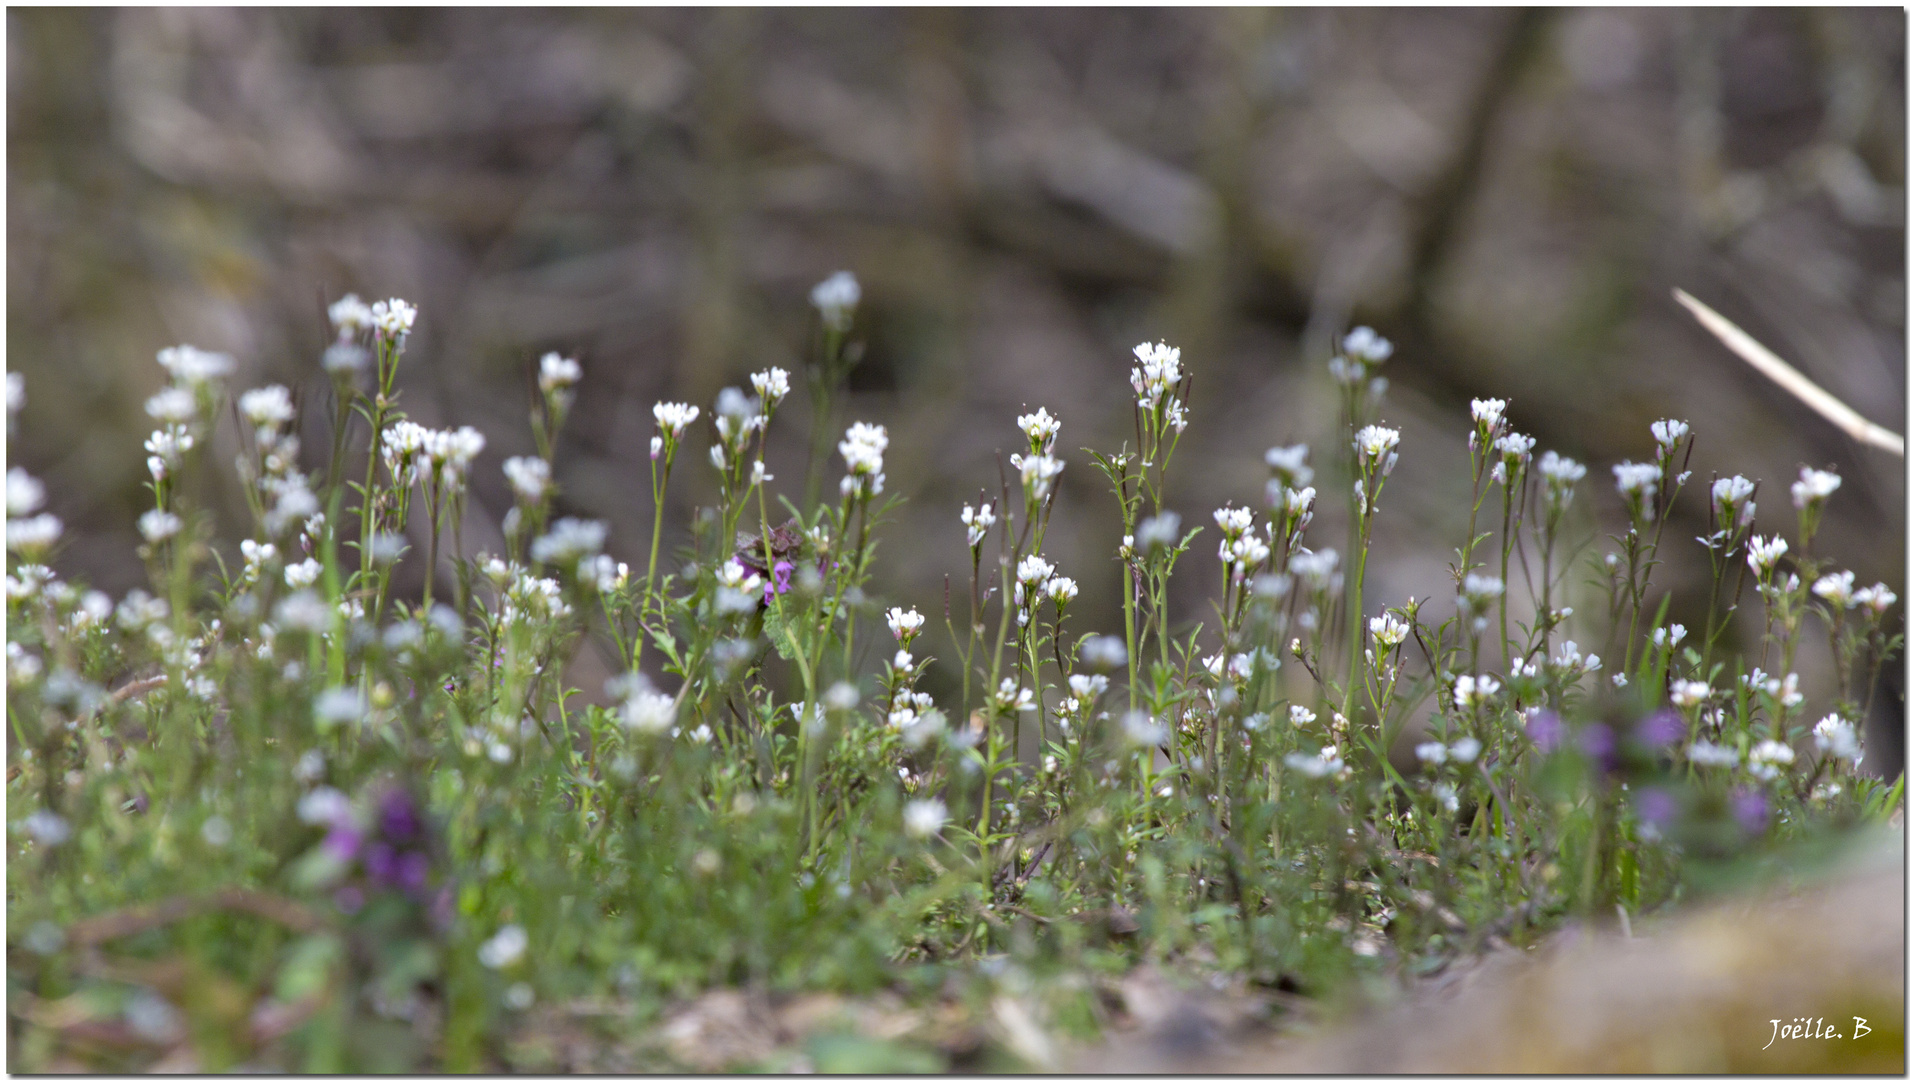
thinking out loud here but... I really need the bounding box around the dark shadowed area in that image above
[8,7,1904,770]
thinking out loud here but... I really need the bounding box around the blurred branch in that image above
[1674,288,1905,456]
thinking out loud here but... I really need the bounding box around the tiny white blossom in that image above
[530,518,607,565]
[313,687,368,730]
[1213,505,1254,538]
[903,798,948,840]
[1045,575,1079,605]
[9,513,63,554]
[1470,398,1507,434]
[1369,613,1410,648]
[284,558,322,588]
[1811,570,1856,608]
[145,387,197,424]
[239,385,295,430]
[156,344,234,385]
[1017,407,1061,452]
[537,352,582,393]
[503,456,551,504]
[1791,467,1841,509]
[1650,419,1689,450]
[1415,742,1448,765]
[1853,583,1898,616]
[1812,715,1862,762]
[478,925,529,969]
[1135,511,1182,552]
[886,606,925,642]
[6,469,45,518]
[1686,739,1738,768]
[1449,736,1482,764]
[1453,674,1499,710]
[750,366,791,408]
[1746,535,1788,576]
[370,298,417,338]
[653,402,700,439]
[328,294,373,336]
[811,271,861,331]
[1747,738,1795,781]
[960,502,996,547]
[1669,679,1711,709]
[1288,705,1317,728]
[1129,341,1184,409]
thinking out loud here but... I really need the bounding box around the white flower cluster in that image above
[811,271,861,332]
[886,606,925,646]
[838,421,888,498]
[1746,534,1787,578]
[1130,341,1185,416]
[503,456,551,504]
[370,298,417,339]
[530,517,607,567]
[1812,715,1862,763]
[1746,738,1795,781]
[1285,745,1348,780]
[960,502,995,549]
[1452,674,1499,711]
[1415,736,1481,767]
[1329,327,1393,395]
[539,352,581,395]
[1791,466,1840,509]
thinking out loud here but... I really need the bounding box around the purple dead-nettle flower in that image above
[369,298,417,339]
[811,271,861,332]
[1790,466,1840,510]
[1811,570,1856,608]
[1578,723,1617,769]
[961,502,995,548]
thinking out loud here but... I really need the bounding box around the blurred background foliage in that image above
[8,7,1903,770]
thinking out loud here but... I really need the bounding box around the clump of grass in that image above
[5,280,1901,1070]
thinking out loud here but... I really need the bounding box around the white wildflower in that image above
[478,925,528,969]
[503,456,551,504]
[811,271,861,331]
[1811,570,1856,608]
[1747,738,1795,781]
[369,298,417,338]
[1791,467,1841,509]
[1812,715,1862,762]
[903,799,948,840]
[156,344,234,385]
[537,353,582,393]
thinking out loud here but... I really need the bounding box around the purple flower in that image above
[1635,709,1685,751]
[397,851,431,894]
[1731,787,1769,834]
[323,825,363,863]
[1634,787,1678,829]
[379,788,419,842]
[1525,709,1566,753]
[364,842,400,886]
[764,559,795,602]
[1577,722,1616,766]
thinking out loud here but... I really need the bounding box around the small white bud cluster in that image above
[1746,738,1796,781]
[1134,511,1181,555]
[1810,570,1855,608]
[651,401,700,461]
[811,271,861,333]
[886,606,925,646]
[503,456,551,505]
[1537,450,1587,516]
[838,421,888,498]
[1790,466,1840,510]
[1451,674,1499,711]
[1329,327,1393,403]
[1416,736,1482,767]
[960,502,996,549]
[1284,745,1349,780]
[1812,714,1862,763]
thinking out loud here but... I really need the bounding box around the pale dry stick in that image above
[1673,288,1905,456]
